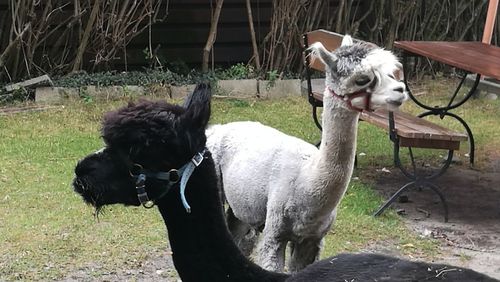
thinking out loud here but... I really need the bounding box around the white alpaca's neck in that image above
[311,92,360,209]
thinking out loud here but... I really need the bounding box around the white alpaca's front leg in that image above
[288,238,324,272]
[256,229,287,272]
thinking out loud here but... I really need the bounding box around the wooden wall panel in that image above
[125,0,274,69]
[0,0,342,71]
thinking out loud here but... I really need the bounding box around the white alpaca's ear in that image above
[308,42,338,69]
[394,62,404,81]
[341,35,354,46]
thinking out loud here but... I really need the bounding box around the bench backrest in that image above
[303,29,376,71]
[303,30,345,72]
[482,0,498,44]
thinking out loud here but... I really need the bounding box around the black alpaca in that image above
[73,83,496,282]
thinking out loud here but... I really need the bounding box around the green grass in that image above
[0,102,167,280]
[1,82,497,279]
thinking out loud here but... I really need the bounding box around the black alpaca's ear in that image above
[180,83,212,130]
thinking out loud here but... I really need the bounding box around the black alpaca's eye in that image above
[355,75,371,86]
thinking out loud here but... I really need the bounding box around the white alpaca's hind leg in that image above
[287,238,323,272]
[226,207,258,257]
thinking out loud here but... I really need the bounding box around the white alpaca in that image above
[206,36,407,272]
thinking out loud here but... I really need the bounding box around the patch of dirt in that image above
[60,249,180,282]
[369,164,500,279]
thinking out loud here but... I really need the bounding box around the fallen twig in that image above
[416,208,430,218]
[0,105,61,115]
[435,267,458,278]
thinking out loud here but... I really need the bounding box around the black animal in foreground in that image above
[73,83,497,282]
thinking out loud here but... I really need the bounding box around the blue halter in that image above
[132,148,207,213]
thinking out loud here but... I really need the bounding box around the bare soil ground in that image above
[61,249,179,282]
[370,159,500,280]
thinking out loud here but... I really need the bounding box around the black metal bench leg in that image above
[374,111,450,222]
[312,105,322,148]
[373,181,415,217]
[447,112,475,166]
[411,72,480,167]
[374,180,449,222]
[312,105,322,131]
[419,111,475,167]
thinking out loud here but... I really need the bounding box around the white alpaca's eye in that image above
[354,75,371,86]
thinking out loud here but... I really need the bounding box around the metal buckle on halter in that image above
[168,169,180,183]
[142,200,155,208]
[134,173,155,208]
[191,151,204,167]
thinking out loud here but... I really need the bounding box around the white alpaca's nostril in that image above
[393,87,405,93]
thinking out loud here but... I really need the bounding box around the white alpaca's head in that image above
[309,36,407,111]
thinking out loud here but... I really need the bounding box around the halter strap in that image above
[327,87,372,112]
[178,149,206,213]
[327,75,377,112]
[132,148,207,212]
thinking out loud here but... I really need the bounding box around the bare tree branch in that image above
[0,23,30,68]
[202,0,224,72]
[246,0,261,70]
[72,0,100,72]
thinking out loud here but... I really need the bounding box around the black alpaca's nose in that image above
[74,159,93,177]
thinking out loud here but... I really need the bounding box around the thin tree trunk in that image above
[72,0,99,72]
[335,0,345,32]
[245,0,261,70]
[0,23,30,68]
[202,0,223,72]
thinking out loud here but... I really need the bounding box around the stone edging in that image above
[35,79,304,103]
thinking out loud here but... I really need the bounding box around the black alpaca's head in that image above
[73,83,212,209]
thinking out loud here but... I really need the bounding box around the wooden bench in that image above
[303,30,468,221]
[360,110,467,150]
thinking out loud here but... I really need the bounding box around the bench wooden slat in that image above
[360,110,468,141]
[398,137,461,150]
[311,91,324,103]
[360,110,467,141]
[394,113,466,141]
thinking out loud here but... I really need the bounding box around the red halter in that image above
[327,87,372,112]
